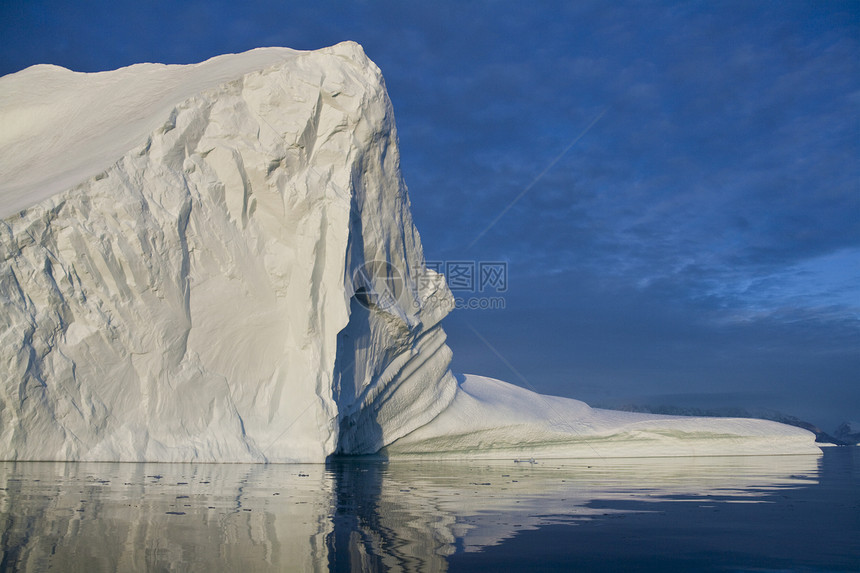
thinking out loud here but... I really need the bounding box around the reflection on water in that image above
[0,463,334,572]
[0,452,853,571]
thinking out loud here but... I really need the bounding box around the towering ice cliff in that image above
[0,43,818,462]
[0,42,455,462]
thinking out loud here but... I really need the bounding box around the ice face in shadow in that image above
[0,455,826,571]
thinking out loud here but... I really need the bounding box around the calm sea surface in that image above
[0,448,857,572]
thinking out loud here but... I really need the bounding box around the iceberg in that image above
[0,43,818,462]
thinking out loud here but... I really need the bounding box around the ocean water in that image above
[0,448,857,572]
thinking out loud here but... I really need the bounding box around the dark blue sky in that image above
[2,1,858,430]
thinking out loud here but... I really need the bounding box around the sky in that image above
[1,0,858,430]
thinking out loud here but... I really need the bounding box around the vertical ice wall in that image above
[0,42,456,462]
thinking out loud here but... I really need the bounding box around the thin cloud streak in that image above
[467,107,607,249]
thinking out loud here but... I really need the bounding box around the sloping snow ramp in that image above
[387,375,820,458]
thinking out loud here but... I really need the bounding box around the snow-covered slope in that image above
[387,375,819,458]
[0,44,818,462]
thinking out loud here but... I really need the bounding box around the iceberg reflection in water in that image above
[0,452,855,571]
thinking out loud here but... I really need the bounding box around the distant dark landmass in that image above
[834,422,860,446]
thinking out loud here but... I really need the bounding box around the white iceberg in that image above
[0,43,819,462]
